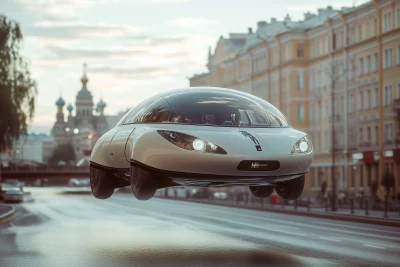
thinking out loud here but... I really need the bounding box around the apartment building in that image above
[189,0,400,199]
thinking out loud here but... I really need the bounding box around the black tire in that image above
[275,175,305,200]
[130,166,157,201]
[90,167,114,199]
[249,186,274,198]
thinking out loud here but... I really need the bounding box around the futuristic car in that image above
[90,87,313,201]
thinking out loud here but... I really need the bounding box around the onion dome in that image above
[56,96,65,106]
[67,103,73,112]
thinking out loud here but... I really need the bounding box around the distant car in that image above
[2,187,24,203]
[3,179,24,191]
[214,191,228,200]
[90,87,313,201]
[68,178,90,187]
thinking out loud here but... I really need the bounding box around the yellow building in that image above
[189,0,400,200]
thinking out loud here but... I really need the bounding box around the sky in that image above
[1,0,369,134]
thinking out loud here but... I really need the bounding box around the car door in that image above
[109,124,136,168]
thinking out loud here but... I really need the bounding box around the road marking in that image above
[317,221,400,235]
[363,244,386,249]
[102,199,308,238]
[319,237,341,242]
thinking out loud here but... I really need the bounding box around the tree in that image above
[48,143,76,166]
[0,15,37,152]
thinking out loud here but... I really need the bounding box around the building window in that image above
[358,90,364,110]
[360,165,364,187]
[366,89,371,109]
[358,24,363,41]
[324,131,327,149]
[373,53,378,72]
[366,55,370,74]
[297,72,304,90]
[359,128,363,145]
[385,124,393,143]
[383,12,392,32]
[297,44,304,58]
[374,18,378,35]
[310,104,314,121]
[384,48,393,68]
[340,95,344,114]
[324,100,329,118]
[375,125,379,145]
[367,126,371,144]
[397,81,400,99]
[297,104,304,121]
[358,58,363,76]
[397,45,400,65]
[384,84,393,106]
[397,7,400,28]
[374,88,378,107]
[349,94,355,113]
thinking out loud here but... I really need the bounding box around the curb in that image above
[157,197,400,228]
[0,205,16,224]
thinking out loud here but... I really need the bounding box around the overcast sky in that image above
[1,0,368,134]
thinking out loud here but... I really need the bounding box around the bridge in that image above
[0,168,89,181]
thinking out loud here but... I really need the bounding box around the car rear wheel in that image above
[130,166,157,200]
[90,167,114,199]
[249,186,274,198]
[275,175,305,200]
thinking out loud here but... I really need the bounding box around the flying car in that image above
[90,87,313,201]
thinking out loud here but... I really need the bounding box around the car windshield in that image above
[136,91,289,127]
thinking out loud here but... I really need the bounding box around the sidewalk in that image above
[157,196,400,227]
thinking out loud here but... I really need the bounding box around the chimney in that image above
[257,21,267,29]
[248,27,253,34]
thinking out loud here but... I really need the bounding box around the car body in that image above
[90,87,313,201]
[2,186,24,203]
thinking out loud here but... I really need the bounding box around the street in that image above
[1,188,399,267]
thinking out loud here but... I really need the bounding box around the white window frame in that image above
[366,55,370,74]
[358,58,364,76]
[297,72,304,90]
[384,84,393,106]
[358,90,364,111]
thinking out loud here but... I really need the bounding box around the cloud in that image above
[14,0,120,21]
[46,45,148,59]
[26,22,141,40]
[151,0,194,3]
[90,66,180,78]
[168,17,219,28]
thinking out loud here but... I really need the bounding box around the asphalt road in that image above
[1,188,399,267]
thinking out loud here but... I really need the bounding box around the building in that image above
[189,0,400,199]
[0,133,55,166]
[52,64,124,162]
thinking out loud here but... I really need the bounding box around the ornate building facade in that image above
[189,0,400,199]
[52,65,124,162]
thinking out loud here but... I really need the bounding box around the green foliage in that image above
[48,143,76,166]
[0,15,37,152]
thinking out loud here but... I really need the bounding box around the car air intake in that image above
[237,160,280,171]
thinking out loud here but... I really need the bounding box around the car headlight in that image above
[291,135,313,155]
[157,130,227,155]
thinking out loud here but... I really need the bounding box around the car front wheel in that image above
[130,166,157,200]
[275,175,305,200]
[249,186,274,198]
[90,167,114,199]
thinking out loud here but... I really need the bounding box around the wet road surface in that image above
[1,187,399,267]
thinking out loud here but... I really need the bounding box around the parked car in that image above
[214,191,228,200]
[3,179,24,191]
[68,178,90,187]
[1,187,24,203]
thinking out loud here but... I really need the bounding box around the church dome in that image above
[97,99,107,108]
[67,103,73,112]
[76,63,93,99]
[56,96,65,106]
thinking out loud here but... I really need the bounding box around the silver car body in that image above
[2,187,24,202]
[91,87,313,187]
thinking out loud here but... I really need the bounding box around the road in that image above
[1,188,399,267]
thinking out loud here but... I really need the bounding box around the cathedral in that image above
[52,64,124,162]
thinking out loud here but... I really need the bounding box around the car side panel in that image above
[108,124,136,168]
[90,127,118,167]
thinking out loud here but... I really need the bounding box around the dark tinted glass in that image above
[137,98,171,123]
[164,91,289,127]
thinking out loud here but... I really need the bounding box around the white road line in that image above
[363,244,386,249]
[317,221,400,235]
[101,200,308,238]
[319,237,342,242]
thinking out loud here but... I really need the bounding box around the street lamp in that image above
[73,128,79,134]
